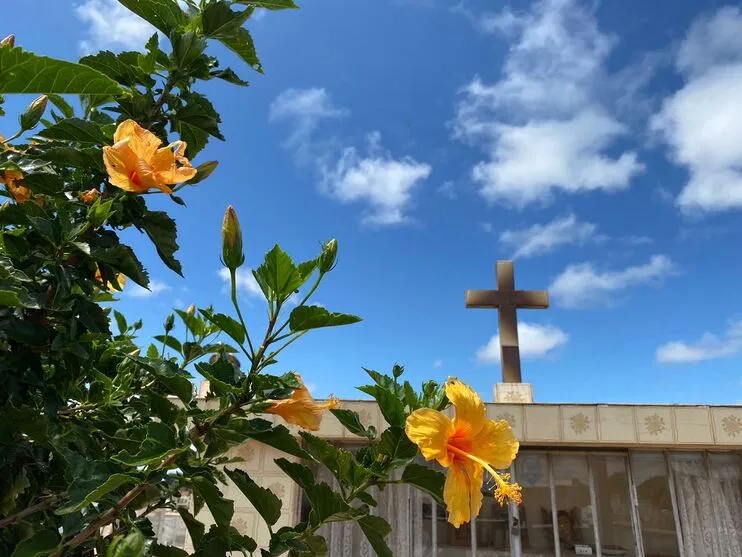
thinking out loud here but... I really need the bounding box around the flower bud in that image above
[221,205,244,270]
[186,304,195,318]
[0,35,14,48]
[318,239,337,273]
[164,313,175,332]
[188,160,218,185]
[19,95,48,131]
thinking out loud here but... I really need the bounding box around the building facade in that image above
[155,388,742,557]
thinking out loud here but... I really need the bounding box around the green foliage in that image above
[0,2,454,556]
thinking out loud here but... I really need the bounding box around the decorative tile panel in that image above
[486,404,524,441]
[713,407,742,443]
[561,406,598,442]
[636,407,674,444]
[524,405,560,441]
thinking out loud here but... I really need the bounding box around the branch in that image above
[0,496,59,529]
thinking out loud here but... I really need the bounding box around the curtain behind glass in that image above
[316,465,425,557]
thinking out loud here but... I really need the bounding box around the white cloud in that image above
[321,133,431,226]
[269,88,348,162]
[437,180,456,199]
[550,255,677,308]
[124,279,171,299]
[433,359,444,369]
[217,268,263,298]
[652,7,742,213]
[453,0,643,206]
[500,214,597,258]
[476,322,568,364]
[76,0,156,52]
[657,320,742,364]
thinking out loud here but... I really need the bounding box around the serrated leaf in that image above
[190,476,234,527]
[330,408,369,438]
[59,473,139,514]
[93,244,149,288]
[377,426,417,465]
[299,431,371,489]
[37,118,108,144]
[0,47,122,95]
[209,68,248,86]
[289,305,361,332]
[401,463,445,505]
[357,516,393,557]
[80,51,154,87]
[254,244,304,303]
[134,210,182,276]
[236,0,298,9]
[46,94,74,118]
[117,0,187,34]
[200,311,245,345]
[10,530,60,557]
[201,1,252,38]
[135,357,193,404]
[154,334,182,354]
[217,26,263,73]
[358,384,405,427]
[224,468,282,526]
[177,507,205,549]
[112,421,179,467]
[244,423,308,459]
[20,172,65,195]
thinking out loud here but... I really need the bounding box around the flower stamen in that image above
[447,443,522,506]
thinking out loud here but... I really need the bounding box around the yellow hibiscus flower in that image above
[1,170,31,204]
[94,266,126,292]
[102,120,197,194]
[405,378,521,528]
[265,374,339,431]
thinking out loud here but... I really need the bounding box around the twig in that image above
[0,497,58,529]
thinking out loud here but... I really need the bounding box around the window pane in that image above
[553,454,597,556]
[477,471,511,554]
[433,506,473,556]
[631,452,680,557]
[591,455,636,556]
[709,453,742,554]
[516,453,556,556]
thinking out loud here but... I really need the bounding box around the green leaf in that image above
[136,358,193,404]
[10,530,60,557]
[377,427,417,465]
[299,431,371,489]
[20,173,65,195]
[80,51,154,87]
[357,516,393,557]
[135,211,182,276]
[0,47,122,95]
[254,244,304,303]
[201,1,251,38]
[107,530,145,557]
[93,244,149,288]
[218,26,263,73]
[59,473,139,514]
[236,0,299,9]
[46,94,74,118]
[112,422,179,467]
[243,423,308,459]
[274,459,315,492]
[37,118,109,144]
[358,385,405,428]
[114,310,127,334]
[401,463,445,505]
[190,476,234,527]
[330,408,369,438]
[117,0,187,34]
[200,311,245,345]
[151,545,189,557]
[173,93,223,157]
[224,468,282,526]
[154,334,182,354]
[209,68,248,86]
[289,305,361,332]
[195,360,238,396]
[177,507,205,549]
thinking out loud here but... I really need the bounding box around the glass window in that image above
[591,455,636,557]
[552,455,597,556]
[631,452,680,557]
[709,453,742,554]
[477,471,511,554]
[516,453,556,556]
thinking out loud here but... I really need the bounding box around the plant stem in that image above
[264,331,307,363]
[230,268,255,358]
[0,496,59,529]
[269,273,323,341]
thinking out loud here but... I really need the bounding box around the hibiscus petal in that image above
[103,143,138,192]
[156,166,197,186]
[444,461,482,528]
[445,378,487,438]
[471,419,519,470]
[405,408,454,467]
[114,119,161,161]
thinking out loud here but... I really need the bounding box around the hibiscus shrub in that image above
[0,2,520,556]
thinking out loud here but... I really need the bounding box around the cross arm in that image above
[465,289,549,309]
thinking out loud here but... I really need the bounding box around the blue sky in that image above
[3,0,742,405]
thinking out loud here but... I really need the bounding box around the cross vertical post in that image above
[466,261,549,383]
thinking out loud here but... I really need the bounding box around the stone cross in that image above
[466,261,549,383]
